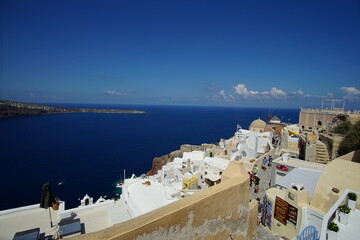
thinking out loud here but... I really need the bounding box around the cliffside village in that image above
[1,99,360,240]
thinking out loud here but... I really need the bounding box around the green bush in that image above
[337,121,360,156]
[333,121,352,135]
[339,204,351,214]
[328,222,339,232]
[348,192,357,201]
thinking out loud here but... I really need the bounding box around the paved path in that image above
[249,157,281,240]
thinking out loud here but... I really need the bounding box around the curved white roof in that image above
[125,180,178,217]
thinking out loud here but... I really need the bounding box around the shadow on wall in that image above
[73,162,257,240]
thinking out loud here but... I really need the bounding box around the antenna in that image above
[266,110,273,124]
[322,99,345,111]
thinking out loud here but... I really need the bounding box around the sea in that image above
[0,104,299,211]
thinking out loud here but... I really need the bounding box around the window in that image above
[317,121,322,126]
[288,192,295,200]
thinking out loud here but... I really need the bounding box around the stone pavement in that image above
[249,157,281,240]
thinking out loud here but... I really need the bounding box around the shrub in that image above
[333,121,351,135]
[337,120,360,156]
[339,204,351,214]
[348,192,357,201]
[328,222,339,232]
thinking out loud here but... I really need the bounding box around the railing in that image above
[319,189,359,240]
[300,108,341,114]
[300,108,360,116]
[0,204,40,216]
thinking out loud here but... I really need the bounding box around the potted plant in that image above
[338,204,351,224]
[347,192,357,210]
[327,222,339,240]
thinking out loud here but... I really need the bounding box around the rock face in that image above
[325,113,350,133]
[146,143,218,176]
[180,144,203,152]
[146,150,184,176]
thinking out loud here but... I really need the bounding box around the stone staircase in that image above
[315,140,330,164]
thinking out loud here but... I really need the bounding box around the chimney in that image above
[282,153,290,162]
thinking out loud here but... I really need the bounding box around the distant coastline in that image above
[0,100,146,118]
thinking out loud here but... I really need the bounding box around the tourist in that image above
[268,155,273,167]
[262,157,267,171]
[248,171,253,187]
[252,164,259,175]
[254,175,260,193]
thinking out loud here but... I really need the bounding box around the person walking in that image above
[252,164,259,175]
[262,157,268,171]
[248,171,253,187]
[268,155,273,167]
[254,175,260,193]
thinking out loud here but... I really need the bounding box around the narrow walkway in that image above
[249,156,280,240]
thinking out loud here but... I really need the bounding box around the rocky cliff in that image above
[146,150,184,176]
[146,144,216,176]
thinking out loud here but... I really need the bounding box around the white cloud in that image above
[293,89,304,95]
[268,87,287,98]
[211,90,236,102]
[219,90,227,99]
[234,84,259,99]
[233,84,286,99]
[341,87,360,99]
[106,90,126,96]
[211,83,354,105]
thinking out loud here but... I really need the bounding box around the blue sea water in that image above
[0,104,299,211]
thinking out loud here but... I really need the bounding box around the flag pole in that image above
[48,208,53,227]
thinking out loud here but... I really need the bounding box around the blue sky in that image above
[1,0,360,108]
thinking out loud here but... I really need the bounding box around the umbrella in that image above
[40,183,56,227]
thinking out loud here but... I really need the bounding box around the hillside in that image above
[0,100,145,118]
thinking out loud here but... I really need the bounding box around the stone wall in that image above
[298,133,317,162]
[318,133,343,160]
[73,162,257,240]
[305,142,316,162]
[299,111,337,131]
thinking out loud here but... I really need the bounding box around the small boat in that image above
[116,180,124,188]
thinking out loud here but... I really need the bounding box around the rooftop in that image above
[123,179,178,217]
[0,199,131,240]
[274,156,326,171]
[276,168,322,198]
